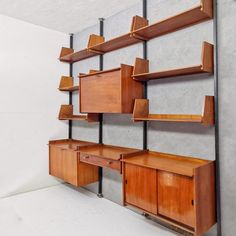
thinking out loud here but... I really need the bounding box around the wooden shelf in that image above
[133,41,213,81]
[132,0,213,40]
[132,96,214,125]
[59,16,148,63]
[59,35,105,63]
[58,105,99,122]
[58,76,79,92]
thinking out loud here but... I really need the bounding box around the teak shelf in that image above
[79,64,144,113]
[122,150,216,235]
[58,76,79,92]
[58,105,99,122]
[132,96,214,125]
[131,0,213,40]
[132,42,213,81]
[59,1,212,64]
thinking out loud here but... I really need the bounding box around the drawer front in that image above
[80,153,120,171]
[80,71,122,113]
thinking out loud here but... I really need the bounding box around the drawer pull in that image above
[107,161,112,165]
[84,156,89,159]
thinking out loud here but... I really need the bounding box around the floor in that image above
[0,184,177,236]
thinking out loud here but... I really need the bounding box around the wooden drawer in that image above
[80,153,121,171]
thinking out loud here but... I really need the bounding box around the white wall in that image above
[0,14,69,198]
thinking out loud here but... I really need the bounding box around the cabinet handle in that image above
[107,161,112,165]
[191,200,194,206]
[84,156,89,159]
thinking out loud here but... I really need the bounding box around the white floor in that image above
[0,184,177,236]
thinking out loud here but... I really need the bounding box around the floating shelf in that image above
[58,76,79,92]
[133,41,213,82]
[132,0,213,40]
[58,1,213,64]
[58,105,99,122]
[132,96,214,125]
[59,35,105,63]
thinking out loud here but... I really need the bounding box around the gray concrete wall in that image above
[72,0,236,235]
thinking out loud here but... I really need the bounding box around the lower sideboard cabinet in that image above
[122,151,216,236]
[49,139,99,187]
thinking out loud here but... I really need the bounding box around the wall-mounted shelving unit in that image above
[132,41,213,81]
[132,96,214,125]
[58,105,99,122]
[58,76,79,92]
[58,0,213,64]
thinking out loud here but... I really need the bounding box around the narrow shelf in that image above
[59,35,105,63]
[133,41,213,81]
[58,76,79,92]
[59,16,148,63]
[132,0,213,40]
[58,105,99,122]
[132,96,214,125]
[122,150,212,177]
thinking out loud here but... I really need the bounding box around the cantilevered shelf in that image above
[132,96,214,125]
[59,35,105,63]
[132,0,213,40]
[58,76,79,92]
[59,0,213,64]
[133,41,213,82]
[58,105,99,122]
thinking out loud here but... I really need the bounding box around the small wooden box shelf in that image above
[79,144,141,172]
[122,150,216,236]
[132,96,214,125]
[132,0,213,40]
[49,139,98,186]
[79,64,144,113]
[58,76,79,92]
[133,42,214,81]
[58,105,99,122]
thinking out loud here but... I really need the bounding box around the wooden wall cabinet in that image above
[79,64,144,113]
[122,151,216,236]
[49,139,98,186]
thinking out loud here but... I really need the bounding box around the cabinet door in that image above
[158,171,195,227]
[49,146,63,179]
[62,149,78,186]
[125,164,157,214]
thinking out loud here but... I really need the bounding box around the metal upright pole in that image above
[69,34,73,139]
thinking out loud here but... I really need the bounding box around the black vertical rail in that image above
[97,18,104,198]
[69,34,73,139]
[143,0,148,150]
[213,0,221,235]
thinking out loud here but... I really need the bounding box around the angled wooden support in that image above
[87,34,105,54]
[201,41,214,72]
[201,0,213,18]
[59,47,74,61]
[58,76,79,92]
[132,96,215,126]
[130,15,149,41]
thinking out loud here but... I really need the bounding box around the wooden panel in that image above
[124,164,157,214]
[80,69,122,113]
[62,149,78,186]
[122,151,209,177]
[158,171,195,227]
[49,146,63,179]
[194,162,216,236]
[80,153,120,171]
[121,64,144,113]
[78,155,99,186]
